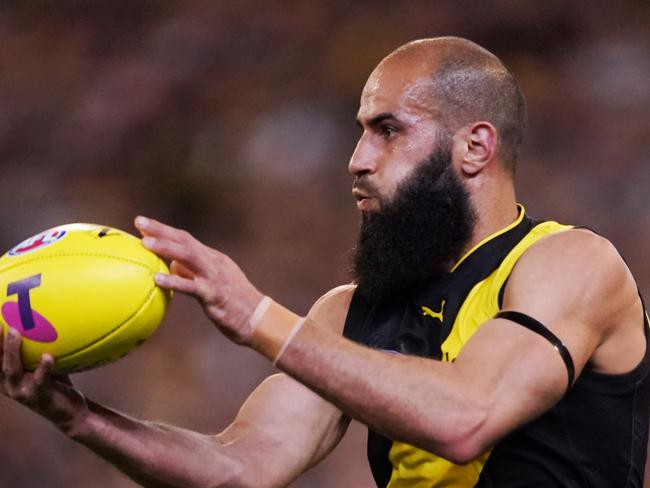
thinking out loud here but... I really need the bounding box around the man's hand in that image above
[134,216,264,345]
[0,328,88,433]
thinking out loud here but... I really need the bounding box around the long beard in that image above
[350,144,476,299]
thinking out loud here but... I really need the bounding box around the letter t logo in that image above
[7,274,42,331]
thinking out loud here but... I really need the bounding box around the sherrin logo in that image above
[1,274,58,343]
[8,228,67,256]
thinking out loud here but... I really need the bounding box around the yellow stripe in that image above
[451,204,526,273]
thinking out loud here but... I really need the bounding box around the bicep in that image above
[452,230,627,452]
[219,373,348,488]
[452,317,571,450]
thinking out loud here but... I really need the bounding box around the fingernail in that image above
[8,328,19,339]
[154,273,167,285]
[142,236,156,248]
[135,216,149,229]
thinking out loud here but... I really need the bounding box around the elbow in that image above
[202,456,251,488]
[424,403,490,465]
[443,436,489,465]
[207,460,279,488]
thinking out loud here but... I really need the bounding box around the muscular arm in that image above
[0,286,354,488]
[137,219,644,464]
[72,373,348,488]
[271,230,644,462]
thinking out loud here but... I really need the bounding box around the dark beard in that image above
[350,143,476,299]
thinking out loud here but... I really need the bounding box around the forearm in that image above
[1,330,242,487]
[60,373,347,488]
[274,322,485,462]
[65,399,242,488]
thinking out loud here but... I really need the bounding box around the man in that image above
[1,37,648,487]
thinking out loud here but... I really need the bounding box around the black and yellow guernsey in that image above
[343,206,650,487]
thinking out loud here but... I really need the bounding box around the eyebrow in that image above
[356,112,396,128]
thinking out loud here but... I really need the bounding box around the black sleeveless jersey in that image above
[343,208,650,487]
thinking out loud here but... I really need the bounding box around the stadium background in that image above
[0,1,648,486]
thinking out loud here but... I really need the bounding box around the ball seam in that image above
[0,252,156,274]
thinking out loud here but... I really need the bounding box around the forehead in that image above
[358,62,440,123]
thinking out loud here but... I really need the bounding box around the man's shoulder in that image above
[518,227,624,278]
[307,284,357,334]
[506,227,639,332]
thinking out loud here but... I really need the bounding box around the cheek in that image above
[378,164,415,202]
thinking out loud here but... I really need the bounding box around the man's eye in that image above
[381,126,396,138]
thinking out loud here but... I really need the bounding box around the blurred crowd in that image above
[0,1,648,486]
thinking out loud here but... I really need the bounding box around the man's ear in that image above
[455,122,498,176]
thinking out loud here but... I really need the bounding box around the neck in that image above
[460,180,518,259]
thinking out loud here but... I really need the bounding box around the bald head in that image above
[378,37,527,172]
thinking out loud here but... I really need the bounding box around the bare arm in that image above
[272,230,643,462]
[138,217,644,464]
[75,373,348,488]
[0,285,354,488]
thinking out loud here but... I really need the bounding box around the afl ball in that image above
[0,224,171,373]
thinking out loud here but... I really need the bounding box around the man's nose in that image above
[348,135,377,176]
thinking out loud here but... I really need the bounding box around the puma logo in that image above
[422,300,445,322]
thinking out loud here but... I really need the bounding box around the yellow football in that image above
[0,223,171,373]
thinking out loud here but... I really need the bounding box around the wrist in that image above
[53,388,91,439]
[249,297,306,363]
[60,410,90,440]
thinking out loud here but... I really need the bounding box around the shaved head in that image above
[378,37,527,172]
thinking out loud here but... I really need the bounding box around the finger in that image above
[135,216,189,243]
[142,236,204,273]
[154,273,199,296]
[33,354,54,390]
[2,328,23,386]
[0,328,4,393]
[0,328,4,380]
[170,260,195,279]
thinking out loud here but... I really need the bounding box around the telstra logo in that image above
[1,274,58,343]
